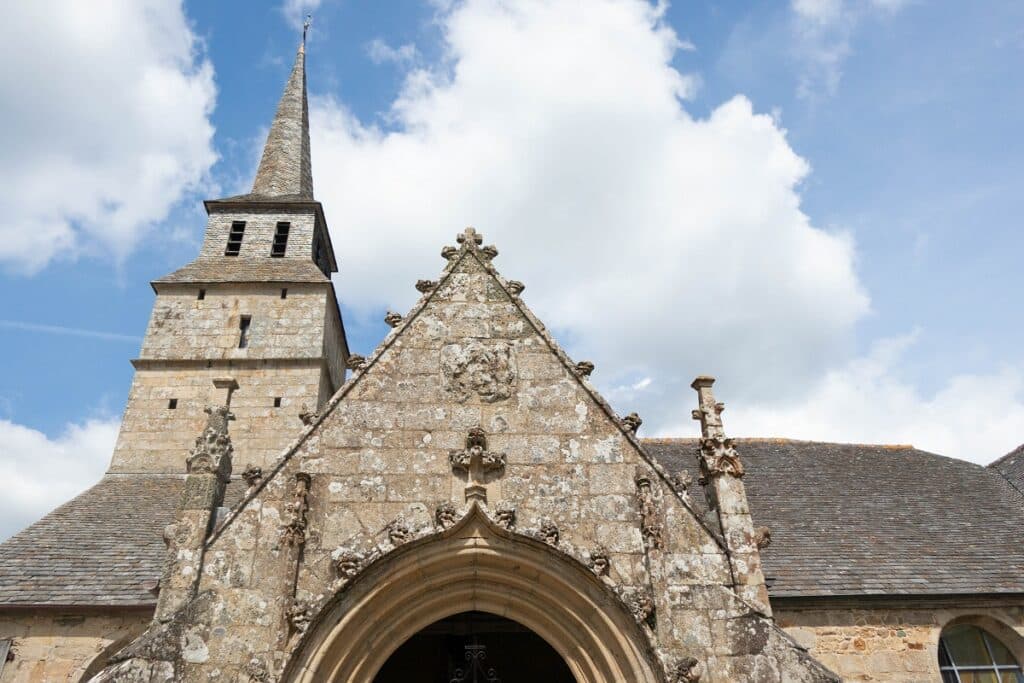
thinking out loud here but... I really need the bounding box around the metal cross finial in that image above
[303,15,312,45]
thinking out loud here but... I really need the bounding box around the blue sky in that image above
[0,0,1022,536]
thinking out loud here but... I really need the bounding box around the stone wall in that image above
[140,284,330,361]
[777,601,1024,681]
[110,363,325,473]
[199,208,319,264]
[0,611,150,683]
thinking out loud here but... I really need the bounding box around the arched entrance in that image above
[374,611,575,682]
[285,505,660,682]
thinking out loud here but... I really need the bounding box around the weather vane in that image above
[303,15,312,45]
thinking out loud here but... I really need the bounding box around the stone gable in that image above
[92,229,837,682]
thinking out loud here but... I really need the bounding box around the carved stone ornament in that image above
[590,546,610,576]
[671,470,692,492]
[345,353,367,371]
[241,464,263,488]
[634,469,664,551]
[384,311,403,328]
[628,589,656,628]
[298,404,318,426]
[754,526,772,550]
[494,501,517,530]
[185,405,234,482]
[699,436,745,479]
[449,428,507,504]
[243,657,269,682]
[506,280,524,295]
[622,412,643,434]
[670,656,702,683]
[435,501,459,529]
[574,360,595,378]
[387,517,412,546]
[286,599,312,633]
[333,549,364,580]
[480,244,498,260]
[539,519,559,546]
[441,245,458,260]
[456,227,483,245]
[280,473,311,547]
[441,341,516,403]
[415,279,437,293]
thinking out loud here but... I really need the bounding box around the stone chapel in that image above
[0,38,1022,683]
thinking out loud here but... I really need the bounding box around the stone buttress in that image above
[91,228,838,682]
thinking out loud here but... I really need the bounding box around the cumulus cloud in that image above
[0,0,216,274]
[789,0,912,97]
[367,39,420,66]
[0,418,118,540]
[311,0,867,418]
[722,335,1024,464]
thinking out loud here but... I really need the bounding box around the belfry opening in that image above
[374,611,575,683]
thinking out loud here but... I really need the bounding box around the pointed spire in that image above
[251,33,313,199]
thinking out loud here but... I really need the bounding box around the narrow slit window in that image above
[238,315,252,349]
[273,397,282,408]
[280,288,288,299]
[197,289,206,300]
[271,222,290,257]
[225,221,246,256]
[168,398,178,409]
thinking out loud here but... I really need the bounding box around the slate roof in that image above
[989,444,1024,495]
[644,438,1024,599]
[0,441,1021,608]
[0,476,241,608]
[153,257,330,285]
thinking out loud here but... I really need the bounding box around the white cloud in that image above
[366,39,420,66]
[311,0,867,420]
[722,335,1024,464]
[0,1,216,274]
[0,418,118,540]
[789,0,912,98]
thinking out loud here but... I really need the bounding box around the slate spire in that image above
[251,37,313,199]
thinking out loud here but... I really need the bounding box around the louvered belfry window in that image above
[271,222,290,257]
[225,221,246,256]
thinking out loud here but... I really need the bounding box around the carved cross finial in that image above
[449,428,506,504]
[457,227,483,245]
[690,375,725,439]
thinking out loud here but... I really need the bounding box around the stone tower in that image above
[109,41,348,475]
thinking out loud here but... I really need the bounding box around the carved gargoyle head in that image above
[480,244,499,260]
[590,546,610,576]
[622,412,643,433]
[441,245,458,260]
[670,656,702,682]
[384,311,403,328]
[466,427,488,453]
[241,464,263,487]
[575,360,595,377]
[345,353,366,371]
[494,501,517,530]
[506,280,524,295]
[539,519,559,545]
[435,501,458,528]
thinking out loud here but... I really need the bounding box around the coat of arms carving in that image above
[440,341,516,403]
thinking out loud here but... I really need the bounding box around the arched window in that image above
[939,623,1023,682]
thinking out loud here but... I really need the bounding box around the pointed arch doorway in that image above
[285,505,660,683]
[374,611,575,683]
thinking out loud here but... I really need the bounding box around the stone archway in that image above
[285,506,661,683]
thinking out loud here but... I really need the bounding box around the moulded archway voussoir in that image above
[287,507,660,683]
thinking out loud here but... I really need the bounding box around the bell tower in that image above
[109,39,348,474]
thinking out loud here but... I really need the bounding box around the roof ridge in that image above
[641,436,916,449]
